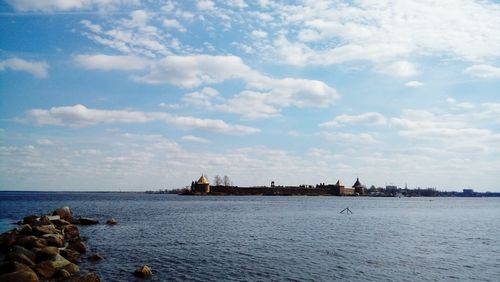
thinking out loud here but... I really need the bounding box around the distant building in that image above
[352,177,367,195]
[192,175,210,193]
[330,179,355,196]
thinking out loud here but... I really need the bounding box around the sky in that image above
[0,0,499,191]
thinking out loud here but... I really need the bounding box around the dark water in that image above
[1,192,499,281]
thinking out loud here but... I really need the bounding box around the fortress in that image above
[188,175,367,196]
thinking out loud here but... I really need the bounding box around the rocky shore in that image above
[0,207,102,281]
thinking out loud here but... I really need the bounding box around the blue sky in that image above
[1,0,499,191]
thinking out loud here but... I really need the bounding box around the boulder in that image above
[88,253,104,262]
[0,270,39,282]
[106,218,117,225]
[0,232,18,249]
[0,260,35,274]
[35,261,56,279]
[62,262,80,275]
[35,253,73,278]
[16,235,38,247]
[62,225,80,240]
[53,207,73,221]
[60,249,81,264]
[36,246,59,261]
[50,254,72,269]
[32,238,47,249]
[42,233,65,248]
[23,215,39,226]
[8,252,36,268]
[47,215,60,221]
[134,265,152,278]
[51,218,70,227]
[58,269,72,278]
[68,241,86,253]
[33,225,58,236]
[18,224,33,235]
[77,218,99,225]
[10,245,36,262]
[67,272,101,282]
[38,216,52,226]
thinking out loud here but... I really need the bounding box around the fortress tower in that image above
[194,174,210,193]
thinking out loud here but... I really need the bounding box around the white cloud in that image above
[162,19,186,32]
[181,135,209,143]
[251,30,267,39]
[74,54,149,70]
[5,0,139,12]
[0,57,49,78]
[158,102,181,109]
[320,112,387,128]
[182,87,221,108]
[197,0,215,11]
[377,61,419,77]
[390,109,497,142]
[137,55,250,87]
[36,139,54,145]
[463,64,500,78]
[26,104,260,135]
[405,80,424,88]
[215,91,281,119]
[320,131,376,144]
[259,0,500,68]
[226,0,247,8]
[79,12,169,58]
[136,54,338,119]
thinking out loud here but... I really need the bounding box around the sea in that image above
[1,192,499,281]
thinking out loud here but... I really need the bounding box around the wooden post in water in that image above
[340,207,353,214]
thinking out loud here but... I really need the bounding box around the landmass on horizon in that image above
[145,174,500,197]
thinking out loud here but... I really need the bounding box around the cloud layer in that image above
[27,104,260,135]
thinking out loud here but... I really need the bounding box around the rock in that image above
[36,246,59,261]
[88,253,104,262]
[47,215,60,221]
[70,218,81,225]
[33,225,58,236]
[68,241,86,253]
[105,218,117,225]
[38,216,52,226]
[62,262,80,274]
[23,215,39,226]
[10,245,36,262]
[50,254,72,269]
[35,261,56,279]
[53,207,73,221]
[17,236,47,249]
[0,270,39,282]
[134,265,152,278]
[0,260,35,274]
[60,249,81,263]
[62,225,80,240]
[8,252,36,268]
[16,235,37,247]
[0,232,17,249]
[42,233,65,247]
[32,238,47,249]
[35,253,73,278]
[67,272,101,282]
[77,218,99,225]
[51,218,70,227]
[58,268,72,278]
[18,224,33,235]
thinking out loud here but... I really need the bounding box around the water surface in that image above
[1,192,499,281]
